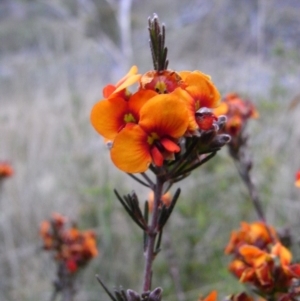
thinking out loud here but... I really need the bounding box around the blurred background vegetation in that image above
[1,0,300,300]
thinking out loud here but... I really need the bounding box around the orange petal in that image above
[255,262,273,286]
[228,259,247,277]
[239,245,270,267]
[180,71,221,109]
[139,94,189,138]
[271,242,292,266]
[240,267,255,283]
[179,70,211,82]
[172,88,198,132]
[213,102,229,116]
[128,89,158,117]
[90,97,130,140]
[110,124,151,173]
[103,84,116,98]
[103,66,141,98]
[201,291,217,301]
[160,138,180,153]
[115,65,138,86]
[150,145,164,167]
[115,74,142,93]
[249,221,276,244]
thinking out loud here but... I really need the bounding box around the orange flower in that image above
[51,212,67,228]
[140,70,185,94]
[81,230,98,258]
[214,93,258,137]
[228,259,248,279]
[271,242,292,267]
[0,162,14,179]
[40,221,54,249]
[237,245,275,288]
[225,221,276,255]
[228,240,300,295]
[40,213,98,274]
[179,70,221,110]
[103,65,141,99]
[139,69,220,134]
[110,92,189,173]
[239,245,272,268]
[91,89,157,140]
[295,171,300,188]
[198,291,218,301]
[148,191,172,212]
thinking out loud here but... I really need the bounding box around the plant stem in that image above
[235,159,265,222]
[142,175,164,292]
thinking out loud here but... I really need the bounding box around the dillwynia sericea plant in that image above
[90,14,230,301]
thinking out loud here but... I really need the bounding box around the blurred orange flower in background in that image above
[0,162,14,179]
[148,191,172,212]
[198,291,218,301]
[226,221,300,298]
[295,171,300,188]
[225,221,277,255]
[214,93,258,137]
[40,213,98,273]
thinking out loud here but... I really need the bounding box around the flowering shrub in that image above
[33,13,299,301]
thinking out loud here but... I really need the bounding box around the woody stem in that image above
[142,175,164,292]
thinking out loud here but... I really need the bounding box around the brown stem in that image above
[51,263,76,301]
[234,159,266,222]
[142,175,164,292]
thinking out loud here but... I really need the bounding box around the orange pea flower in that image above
[295,171,300,188]
[91,89,157,141]
[110,92,189,173]
[103,65,141,99]
[40,213,98,274]
[214,93,258,137]
[225,221,277,255]
[0,162,14,179]
[139,69,220,133]
[179,70,221,110]
[228,241,300,296]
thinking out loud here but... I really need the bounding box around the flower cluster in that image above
[214,92,258,138]
[225,221,300,300]
[0,161,13,179]
[91,66,224,174]
[40,213,98,273]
